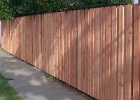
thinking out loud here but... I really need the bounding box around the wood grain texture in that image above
[94,8,100,99]
[111,6,117,100]
[133,4,140,100]
[32,15,36,67]
[105,7,111,100]
[117,5,124,100]
[124,4,132,100]
[84,9,88,93]
[19,17,26,61]
[89,9,94,96]
[77,10,82,90]
[81,10,85,92]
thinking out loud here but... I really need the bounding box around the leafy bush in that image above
[0,0,132,20]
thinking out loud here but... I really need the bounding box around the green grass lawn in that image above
[0,73,22,100]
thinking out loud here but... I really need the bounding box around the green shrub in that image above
[0,0,132,20]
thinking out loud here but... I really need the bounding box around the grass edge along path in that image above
[0,73,22,100]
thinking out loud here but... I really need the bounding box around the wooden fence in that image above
[1,4,140,100]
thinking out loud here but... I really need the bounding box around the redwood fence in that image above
[1,4,140,100]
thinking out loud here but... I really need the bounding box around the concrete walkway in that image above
[0,50,92,100]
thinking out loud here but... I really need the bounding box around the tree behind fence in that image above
[1,4,140,100]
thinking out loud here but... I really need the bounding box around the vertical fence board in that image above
[29,16,33,64]
[19,17,26,61]
[44,14,46,72]
[87,9,91,95]
[77,10,82,90]
[53,13,56,77]
[48,14,51,73]
[42,14,45,72]
[9,20,12,54]
[2,20,8,51]
[33,15,36,66]
[117,6,124,100]
[7,20,10,53]
[94,8,100,99]
[67,12,71,84]
[10,19,15,55]
[49,13,55,76]
[105,7,108,100]
[64,12,68,83]
[13,19,16,55]
[47,13,50,73]
[70,11,73,86]
[56,13,59,78]
[45,14,49,72]
[89,9,94,96]
[29,16,32,64]
[49,13,53,73]
[102,7,106,100]
[105,7,112,100]
[17,18,20,58]
[52,13,55,76]
[81,10,85,92]
[4,20,8,51]
[35,15,38,67]
[72,10,77,88]
[15,18,19,57]
[124,4,132,100]
[39,15,42,69]
[57,12,60,79]
[133,4,140,100]
[54,13,59,78]
[7,20,10,52]
[61,12,65,81]
[91,9,95,97]
[10,20,14,54]
[63,12,66,82]
[28,17,32,64]
[72,10,75,87]
[36,15,40,68]
[25,16,32,64]
[25,17,29,63]
[32,16,36,67]
[46,14,49,73]
[82,9,86,92]
[41,14,44,71]
[98,8,101,99]
[60,12,63,80]
[8,21,12,53]
[99,8,103,100]
[84,9,88,93]
[58,12,62,80]
[57,13,61,79]
[111,6,117,100]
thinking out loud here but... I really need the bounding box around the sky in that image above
[133,0,138,3]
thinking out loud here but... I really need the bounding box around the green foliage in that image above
[0,0,132,20]
[0,0,13,19]
[0,73,22,100]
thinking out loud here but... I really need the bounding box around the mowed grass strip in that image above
[0,73,22,100]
